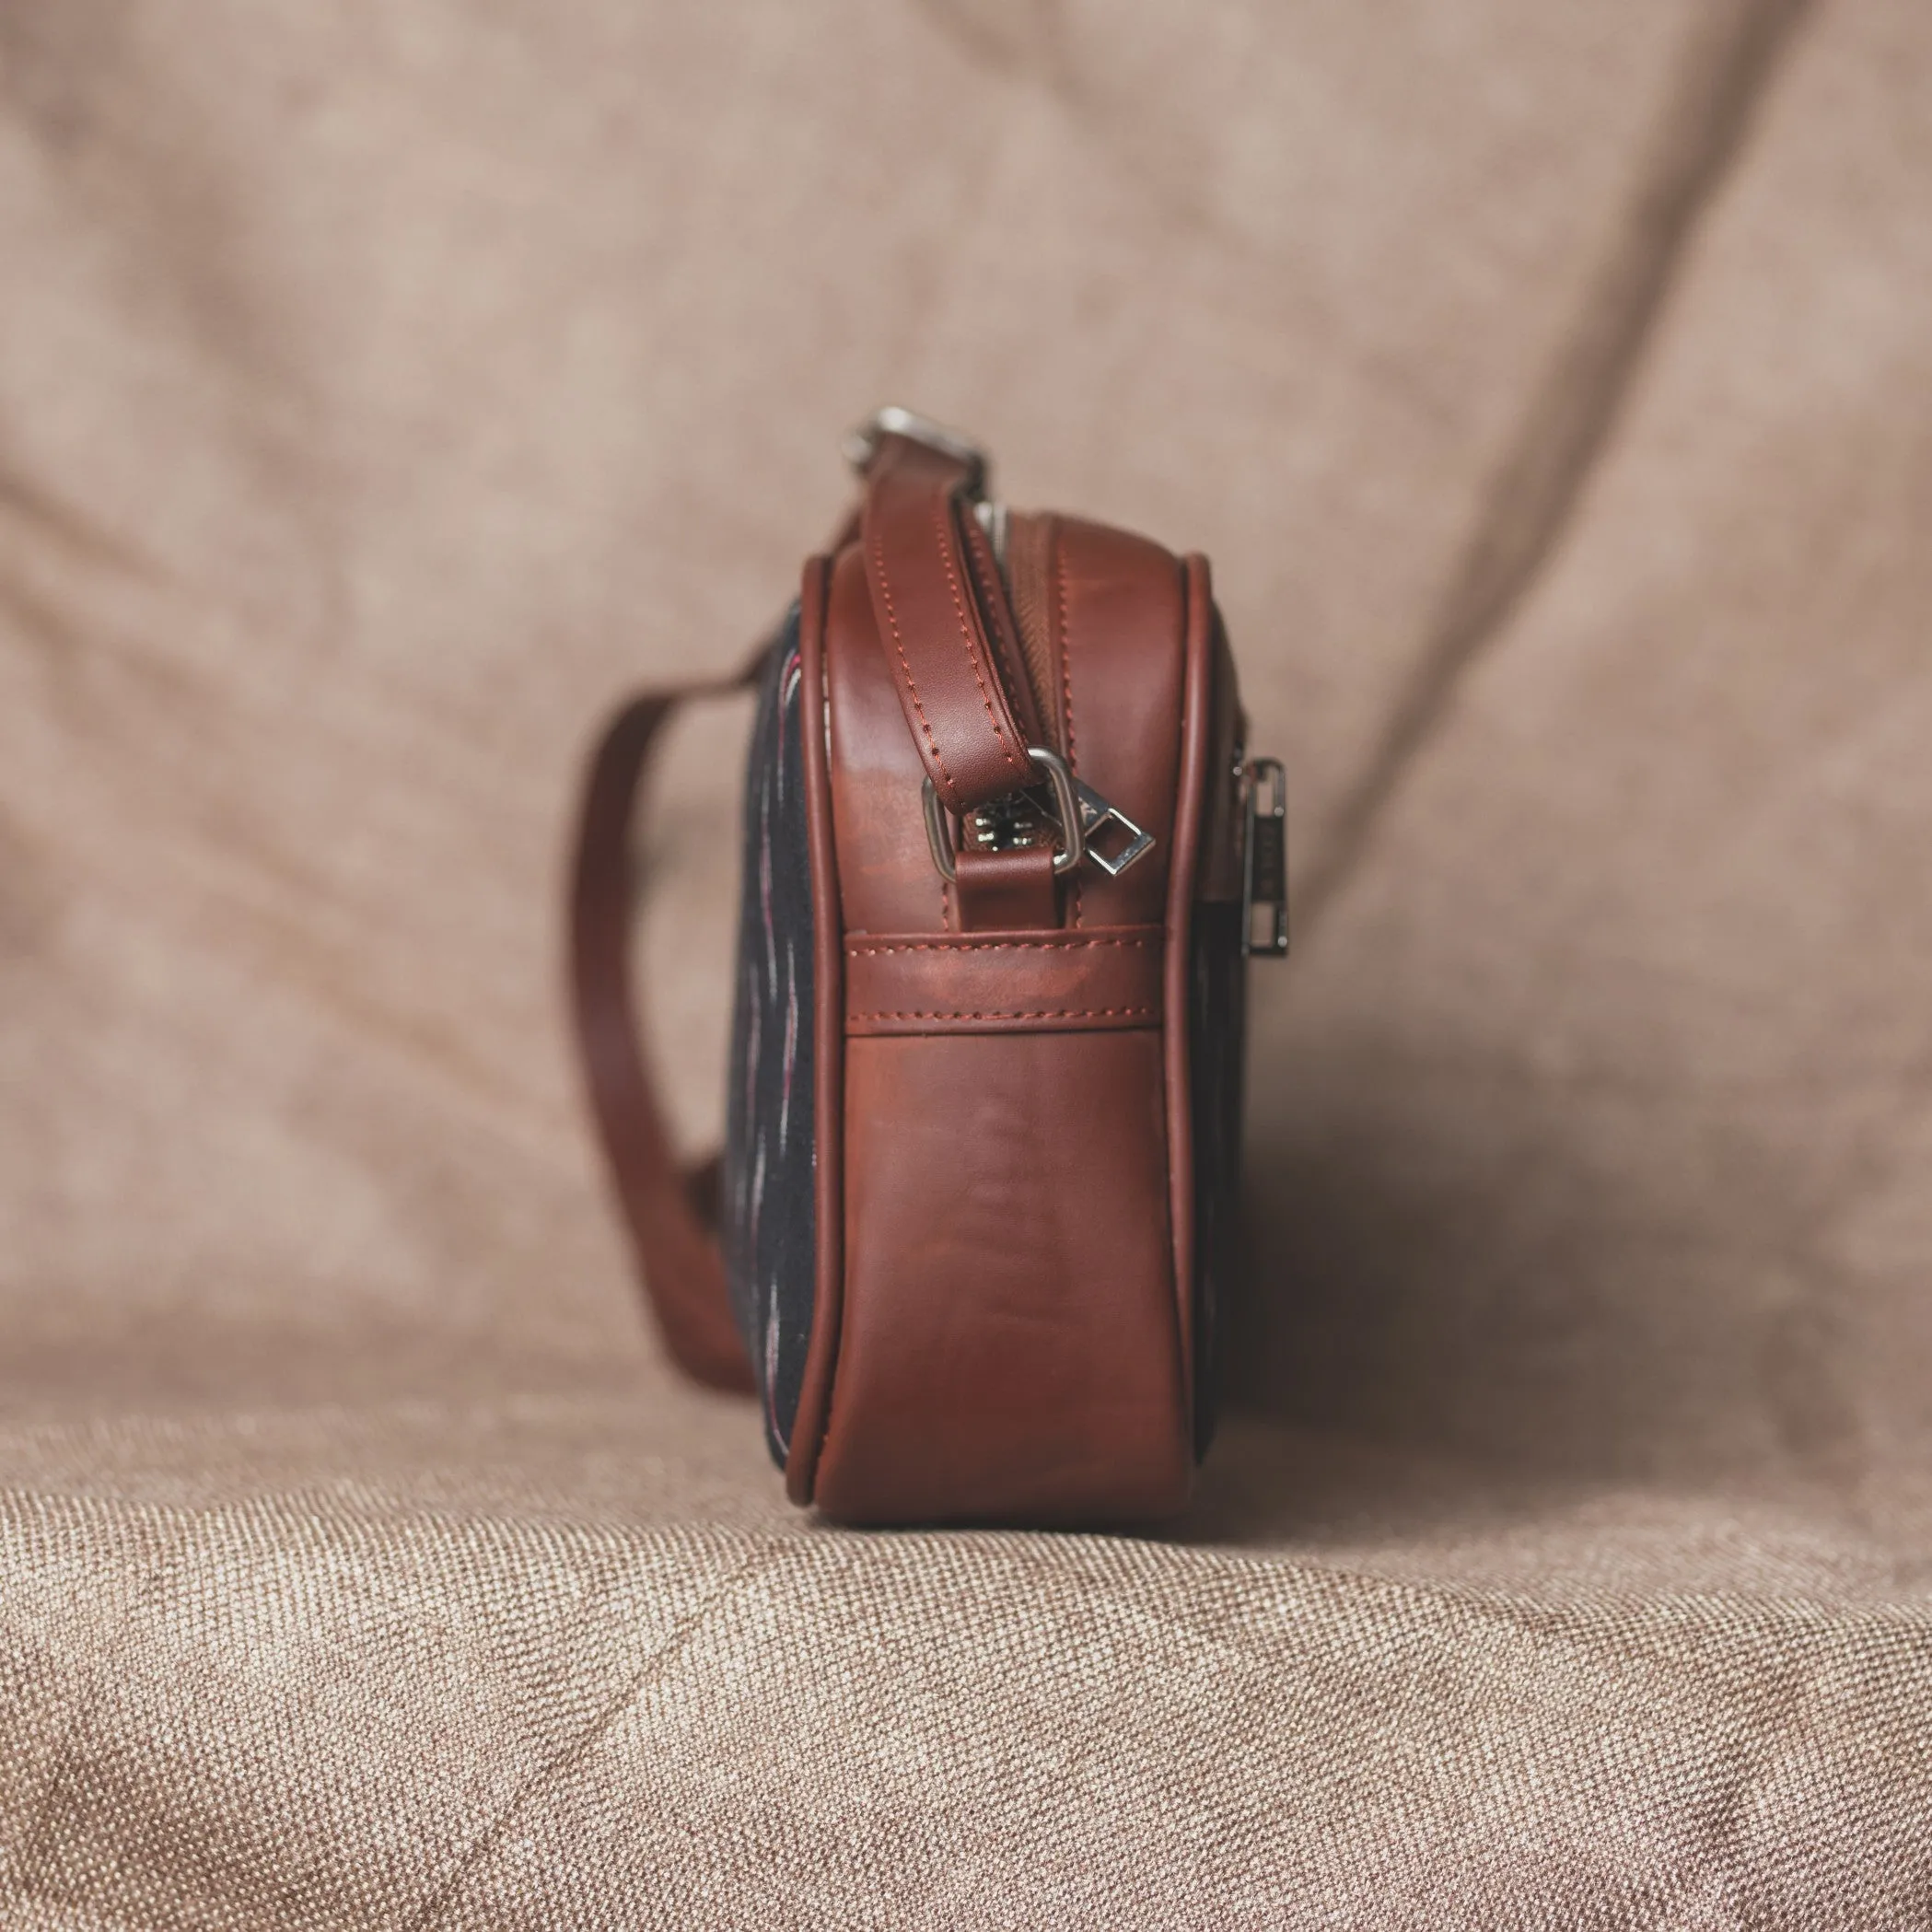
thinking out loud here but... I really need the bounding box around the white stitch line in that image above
[850,1007,1158,1023]
[870,529,953,794]
[846,936,1158,957]
[1055,526,1083,928]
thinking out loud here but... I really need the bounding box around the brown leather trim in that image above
[845,925,1163,1035]
[783,556,845,1507]
[1162,555,1217,1423]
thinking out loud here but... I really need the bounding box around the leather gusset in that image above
[799,484,1216,1524]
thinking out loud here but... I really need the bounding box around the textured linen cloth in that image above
[3,1,1930,1925]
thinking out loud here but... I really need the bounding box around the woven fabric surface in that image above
[2,1,1929,1924]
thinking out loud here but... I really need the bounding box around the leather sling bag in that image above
[570,410,1286,1526]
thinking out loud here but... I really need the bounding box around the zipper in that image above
[996,508,1062,758]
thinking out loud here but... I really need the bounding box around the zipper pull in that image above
[1073,780,1156,879]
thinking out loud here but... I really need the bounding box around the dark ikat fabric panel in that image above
[723,614,816,1468]
[1188,900,1247,1461]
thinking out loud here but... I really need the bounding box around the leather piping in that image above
[1162,553,1217,1425]
[785,555,845,1506]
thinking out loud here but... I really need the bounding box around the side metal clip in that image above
[1242,757,1289,957]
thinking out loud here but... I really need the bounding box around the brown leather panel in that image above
[952,845,1058,932]
[813,1028,1191,1525]
[825,541,951,937]
[784,557,847,1506]
[844,925,1163,1036]
[1050,517,1189,931]
[860,434,1035,816]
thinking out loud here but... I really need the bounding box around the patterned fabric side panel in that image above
[1188,899,1247,1461]
[723,612,817,1468]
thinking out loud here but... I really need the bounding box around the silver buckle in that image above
[923,746,1084,881]
[1242,756,1289,956]
[844,406,990,496]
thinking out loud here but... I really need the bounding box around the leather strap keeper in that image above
[844,927,1164,1036]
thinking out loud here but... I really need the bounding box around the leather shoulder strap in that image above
[860,432,1036,815]
[568,664,759,1392]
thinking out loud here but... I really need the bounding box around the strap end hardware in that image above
[924,745,1085,881]
[922,750,1159,886]
[844,405,991,497]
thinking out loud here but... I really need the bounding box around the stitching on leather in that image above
[1055,526,1083,928]
[850,1007,1157,1022]
[870,528,955,797]
[933,500,1028,779]
[1057,534,1078,774]
[846,937,1156,956]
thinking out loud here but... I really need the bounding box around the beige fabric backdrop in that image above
[3,0,1929,1924]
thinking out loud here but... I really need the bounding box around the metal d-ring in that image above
[843,406,990,497]
[922,745,1085,882]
